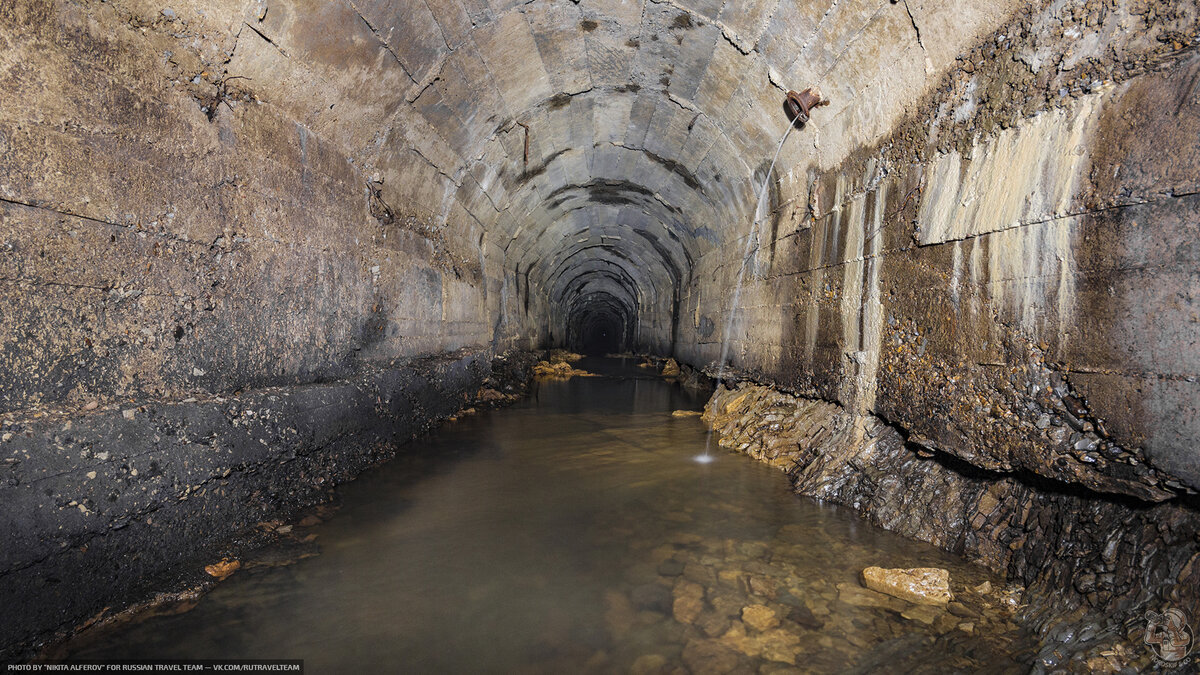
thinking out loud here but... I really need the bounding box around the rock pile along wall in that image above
[704,384,1198,666]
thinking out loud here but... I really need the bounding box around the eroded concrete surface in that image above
[0,0,1198,668]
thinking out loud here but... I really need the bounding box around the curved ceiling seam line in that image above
[557,265,645,309]
[548,256,669,307]
[350,1,806,286]
[540,229,688,280]
[569,299,633,330]
[470,92,751,238]
[545,245,663,289]
[497,159,728,262]
[502,196,700,269]
[561,279,638,312]
[539,230,685,291]
[398,85,778,251]
[559,289,636,327]
[561,281,637,311]
[576,208,664,305]
[557,289,637,329]
[562,288,636,317]
[543,245,674,293]
[516,211,686,290]
[374,9,790,216]
[589,140,728,215]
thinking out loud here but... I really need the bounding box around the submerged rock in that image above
[629,653,668,675]
[657,559,685,577]
[672,580,706,624]
[631,583,673,614]
[835,582,907,612]
[681,639,740,675]
[741,604,779,632]
[861,567,952,606]
[661,358,681,377]
[547,349,583,363]
[531,360,592,379]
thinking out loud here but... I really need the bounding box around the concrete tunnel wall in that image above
[1,0,1199,657]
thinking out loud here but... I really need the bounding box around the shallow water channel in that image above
[66,358,1034,673]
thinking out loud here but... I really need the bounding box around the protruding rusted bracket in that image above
[785,88,829,126]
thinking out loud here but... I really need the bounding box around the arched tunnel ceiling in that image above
[234,0,1014,341]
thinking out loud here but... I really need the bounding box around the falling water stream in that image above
[59,359,1034,673]
[699,123,795,463]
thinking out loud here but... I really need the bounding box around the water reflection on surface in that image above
[69,357,1031,673]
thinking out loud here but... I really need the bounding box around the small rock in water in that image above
[835,582,907,612]
[683,561,716,585]
[629,654,668,675]
[122,408,137,420]
[657,559,685,576]
[204,559,240,580]
[673,580,705,624]
[861,566,952,605]
[298,515,322,527]
[947,601,979,618]
[604,590,636,639]
[83,400,99,411]
[661,358,681,377]
[681,639,740,675]
[901,604,941,625]
[741,604,779,632]
[786,605,823,630]
[973,580,993,595]
[276,525,293,534]
[697,610,731,638]
[631,583,672,613]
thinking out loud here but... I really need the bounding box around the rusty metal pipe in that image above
[785,88,828,125]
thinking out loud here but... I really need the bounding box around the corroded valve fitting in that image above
[785,88,829,125]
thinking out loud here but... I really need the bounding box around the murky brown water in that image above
[66,358,1034,673]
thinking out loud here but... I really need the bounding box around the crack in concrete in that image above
[242,22,289,59]
[816,3,890,83]
[343,0,418,86]
[0,197,205,249]
[647,0,751,55]
[790,0,840,75]
[900,0,932,77]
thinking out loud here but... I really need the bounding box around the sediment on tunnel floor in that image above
[702,381,1200,671]
[0,348,538,661]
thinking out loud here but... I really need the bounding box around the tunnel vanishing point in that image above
[1,0,1199,668]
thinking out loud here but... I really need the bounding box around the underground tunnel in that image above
[1,0,1199,671]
